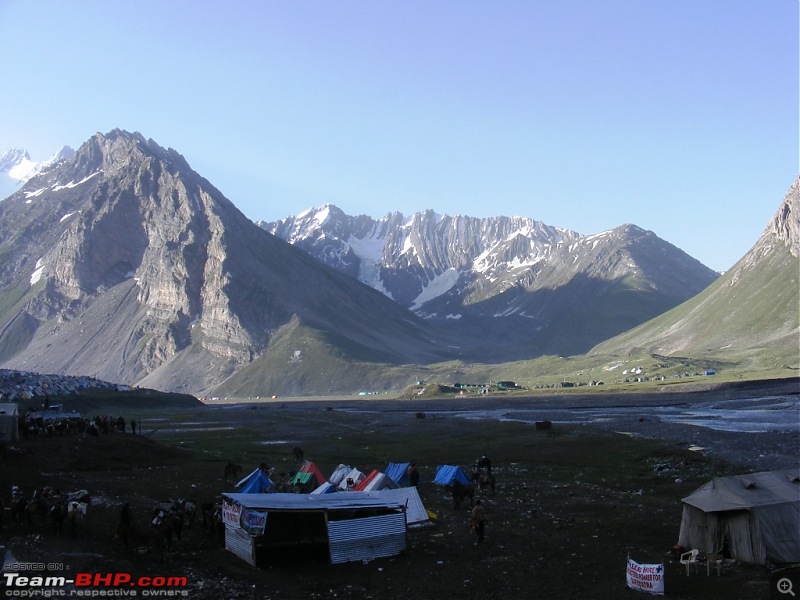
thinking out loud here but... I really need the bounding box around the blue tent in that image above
[237,469,273,494]
[385,462,413,486]
[311,481,336,494]
[433,464,470,486]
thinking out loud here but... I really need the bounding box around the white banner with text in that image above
[626,557,665,595]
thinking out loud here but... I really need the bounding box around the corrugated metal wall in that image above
[225,524,255,566]
[327,513,406,564]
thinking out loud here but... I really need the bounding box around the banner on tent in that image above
[626,557,664,595]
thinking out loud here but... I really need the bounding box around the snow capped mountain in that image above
[261,205,720,358]
[0,145,76,200]
[263,205,581,309]
[0,148,32,177]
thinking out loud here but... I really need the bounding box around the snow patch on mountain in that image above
[411,267,460,310]
[30,257,45,286]
[347,232,390,295]
[52,170,102,191]
[24,188,47,199]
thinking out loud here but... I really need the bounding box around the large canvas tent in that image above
[678,469,800,565]
[433,464,470,486]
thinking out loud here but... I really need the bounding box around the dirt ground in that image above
[1,379,798,599]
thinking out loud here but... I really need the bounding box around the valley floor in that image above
[1,377,798,599]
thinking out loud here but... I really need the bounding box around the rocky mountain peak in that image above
[730,178,800,277]
[0,130,448,394]
[769,177,799,256]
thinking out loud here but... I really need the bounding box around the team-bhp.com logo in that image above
[3,571,189,597]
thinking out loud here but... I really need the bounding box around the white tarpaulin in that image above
[626,557,664,595]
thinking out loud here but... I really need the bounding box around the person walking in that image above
[408,463,420,487]
[471,500,488,543]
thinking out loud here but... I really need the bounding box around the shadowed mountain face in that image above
[591,177,800,365]
[0,130,449,395]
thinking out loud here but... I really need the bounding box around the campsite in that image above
[1,378,798,599]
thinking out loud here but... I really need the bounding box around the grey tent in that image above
[678,468,800,565]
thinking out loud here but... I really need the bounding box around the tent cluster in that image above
[222,459,436,566]
[234,460,423,495]
[232,460,424,496]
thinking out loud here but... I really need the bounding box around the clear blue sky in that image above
[1,0,797,272]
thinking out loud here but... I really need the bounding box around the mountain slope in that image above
[263,207,719,358]
[590,178,800,367]
[0,130,448,395]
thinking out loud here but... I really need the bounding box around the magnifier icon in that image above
[778,577,796,596]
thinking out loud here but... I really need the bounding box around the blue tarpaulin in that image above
[237,469,273,494]
[385,462,412,485]
[433,464,470,486]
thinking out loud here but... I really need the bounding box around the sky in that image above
[0,1,797,273]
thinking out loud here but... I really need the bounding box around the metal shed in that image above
[222,492,407,566]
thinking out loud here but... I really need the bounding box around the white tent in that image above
[337,467,365,490]
[329,464,351,486]
[678,469,800,565]
[371,487,432,528]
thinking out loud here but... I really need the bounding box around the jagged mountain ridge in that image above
[263,206,581,308]
[0,130,450,395]
[261,205,720,357]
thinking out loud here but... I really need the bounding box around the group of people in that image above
[17,411,138,439]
